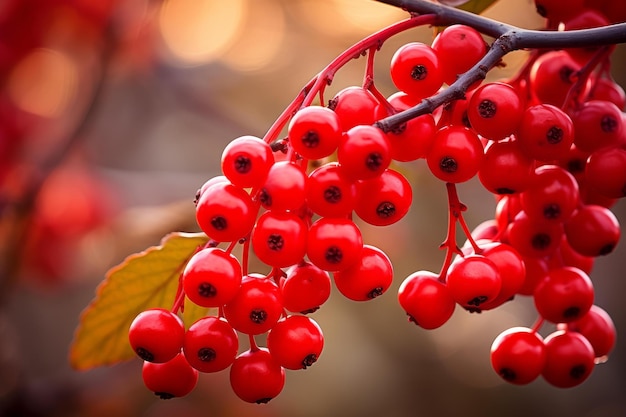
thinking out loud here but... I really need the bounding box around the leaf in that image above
[455,0,498,15]
[69,232,209,370]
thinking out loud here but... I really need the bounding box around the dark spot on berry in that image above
[302,354,318,369]
[366,152,383,171]
[499,367,517,381]
[546,126,563,144]
[570,364,587,380]
[259,189,272,206]
[407,314,419,326]
[543,204,561,219]
[531,233,551,250]
[211,216,227,231]
[324,186,342,203]
[495,187,515,194]
[559,66,575,84]
[601,115,619,133]
[267,234,284,251]
[367,286,384,299]
[301,130,320,148]
[563,306,581,319]
[250,309,267,324]
[464,306,483,313]
[411,65,428,81]
[198,282,217,298]
[599,243,615,255]
[198,347,216,362]
[256,398,273,404]
[194,188,201,206]
[467,295,488,307]
[234,155,252,173]
[300,306,320,314]
[155,392,175,400]
[136,347,154,362]
[440,156,458,173]
[376,201,396,219]
[478,99,497,118]
[325,246,343,264]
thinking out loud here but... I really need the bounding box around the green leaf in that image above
[69,232,209,370]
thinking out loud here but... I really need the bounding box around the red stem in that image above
[261,14,437,144]
[437,183,465,282]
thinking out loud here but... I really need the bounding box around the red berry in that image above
[338,125,391,181]
[445,254,502,311]
[566,304,616,359]
[288,105,342,160]
[431,24,487,86]
[478,139,534,194]
[333,245,393,301]
[267,315,324,370]
[221,135,274,189]
[516,104,574,161]
[251,211,307,268]
[572,100,623,153]
[542,330,595,388]
[397,270,456,329]
[467,82,524,141]
[585,146,626,199]
[529,50,586,106]
[280,262,331,314]
[476,241,526,311]
[142,353,199,399]
[259,161,307,212]
[490,327,546,385]
[182,247,242,308]
[564,204,621,257]
[390,42,443,100]
[306,217,363,272]
[195,182,256,243]
[519,165,580,223]
[329,86,382,131]
[534,266,594,323]
[230,348,285,404]
[306,162,357,218]
[129,308,185,363]
[506,210,563,258]
[354,168,413,226]
[426,125,484,183]
[183,316,238,373]
[223,274,283,335]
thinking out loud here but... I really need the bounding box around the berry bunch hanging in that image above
[70,0,626,405]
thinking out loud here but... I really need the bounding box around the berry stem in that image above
[531,316,545,333]
[248,333,259,352]
[561,45,612,110]
[437,183,465,282]
[241,236,251,277]
[261,14,437,144]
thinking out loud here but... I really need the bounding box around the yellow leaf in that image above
[456,0,498,15]
[69,232,209,370]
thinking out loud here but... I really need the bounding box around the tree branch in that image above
[374,0,626,132]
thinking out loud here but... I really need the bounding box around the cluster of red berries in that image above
[127,0,624,403]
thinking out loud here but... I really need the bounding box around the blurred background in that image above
[0,0,625,416]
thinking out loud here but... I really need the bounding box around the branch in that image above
[374,0,626,132]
